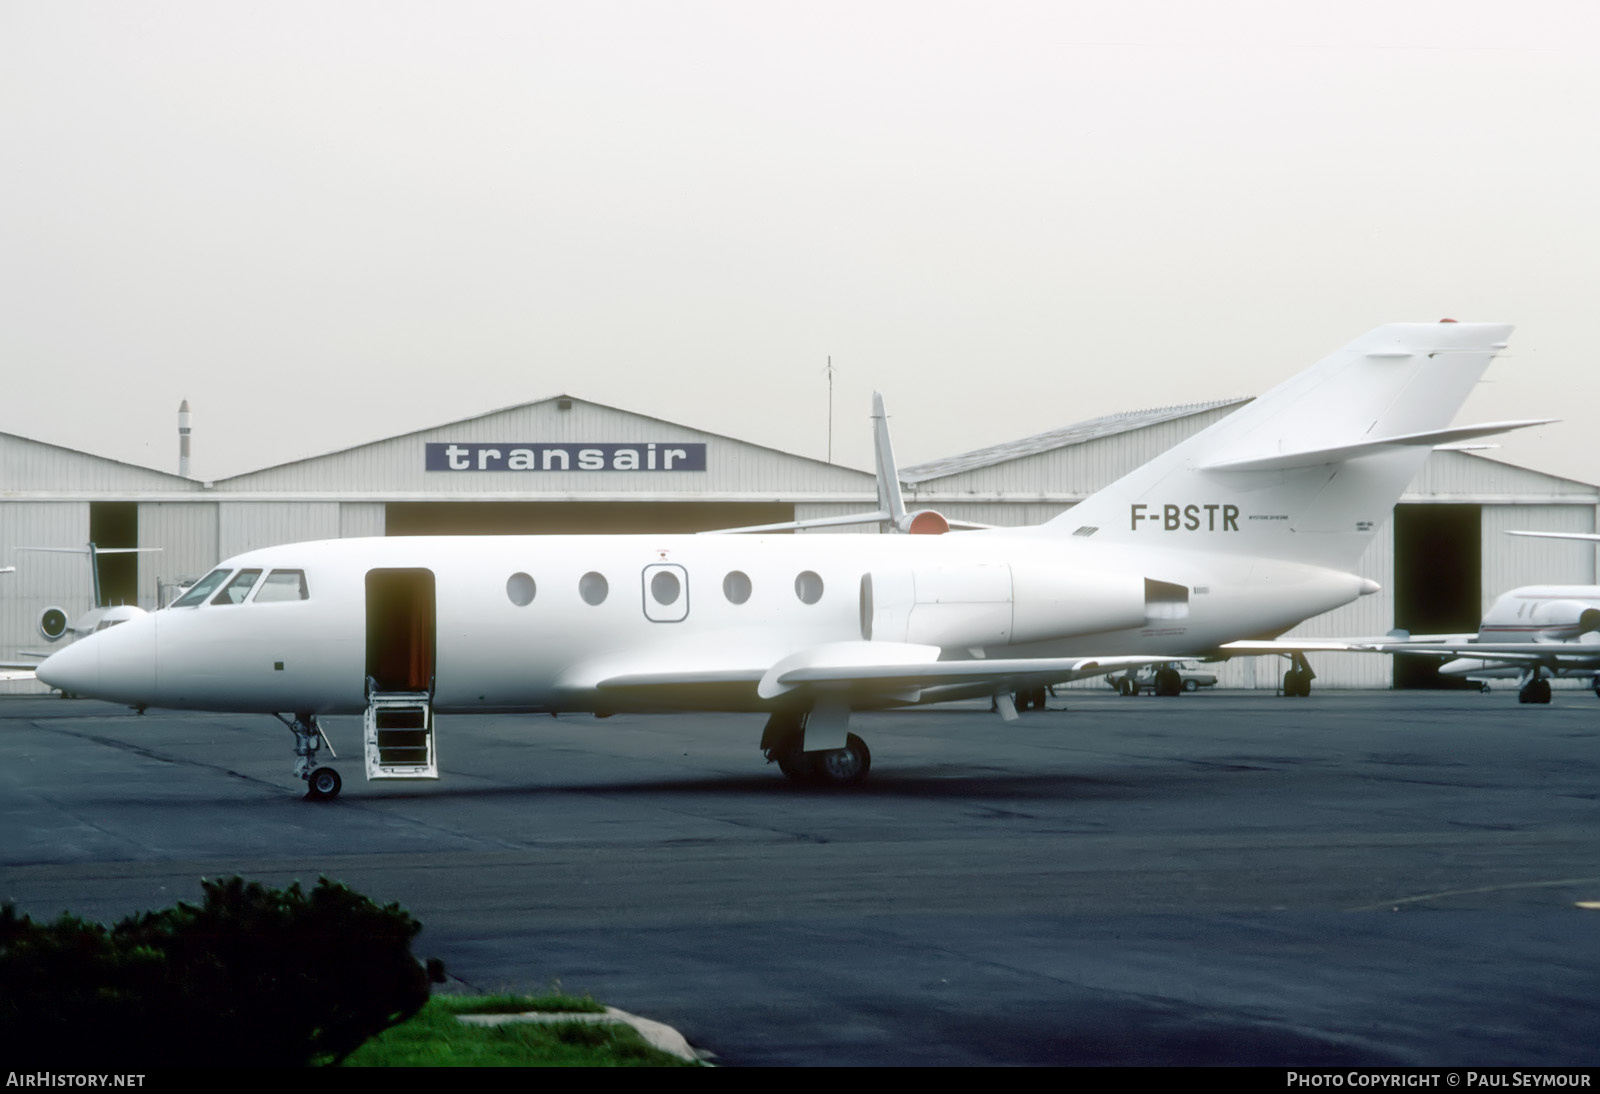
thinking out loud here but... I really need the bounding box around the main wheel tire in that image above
[776,748,815,780]
[814,734,871,786]
[306,766,342,800]
[1030,687,1048,711]
[1155,668,1182,696]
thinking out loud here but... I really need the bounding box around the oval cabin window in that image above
[579,572,609,606]
[723,571,752,605]
[795,571,824,605]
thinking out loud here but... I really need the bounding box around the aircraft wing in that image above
[0,662,38,682]
[1367,642,1600,669]
[1217,639,1398,655]
[589,641,1179,708]
[1221,637,1600,671]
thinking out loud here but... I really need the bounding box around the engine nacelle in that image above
[860,562,1156,648]
[1529,599,1600,635]
[38,606,69,642]
[894,510,950,535]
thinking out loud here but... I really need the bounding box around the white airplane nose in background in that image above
[37,617,157,703]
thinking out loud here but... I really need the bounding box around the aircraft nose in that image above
[37,616,157,704]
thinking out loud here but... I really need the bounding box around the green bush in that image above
[0,877,431,1067]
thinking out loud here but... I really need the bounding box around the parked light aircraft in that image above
[0,545,157,683]
[38,322,1545,798]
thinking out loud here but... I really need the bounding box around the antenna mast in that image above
[825,355,835,463]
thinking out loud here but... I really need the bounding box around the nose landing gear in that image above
[277,712,342,800]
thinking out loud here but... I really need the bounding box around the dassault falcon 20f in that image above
[39,322,1543,798]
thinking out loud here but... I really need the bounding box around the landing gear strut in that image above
[277,712,342,799]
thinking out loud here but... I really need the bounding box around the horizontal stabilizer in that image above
[1201,420,1554,472]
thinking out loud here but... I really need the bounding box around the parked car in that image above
[1107,663,1218,696]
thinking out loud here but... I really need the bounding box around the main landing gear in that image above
[1013,686,1050,711]
[762,711,872,786]
[277,712,342,800]
[1281,652,1315,698]
[1518,670,1552,705]
[1152,666,1184,697]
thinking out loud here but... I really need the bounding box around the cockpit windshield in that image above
[170,569,232,608]
[254,569,309,602]
[211,569,263,605]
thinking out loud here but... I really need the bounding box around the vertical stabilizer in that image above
[872,392,908,527]
[1047,323,1518,572]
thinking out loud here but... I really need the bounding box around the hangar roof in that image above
[209,393,874,499]
[1,429,201,495]
[901,398,1252,484]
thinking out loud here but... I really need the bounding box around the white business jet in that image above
[38,322,1542,798]
[1361,531,1600,703]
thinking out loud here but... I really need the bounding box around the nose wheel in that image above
[306,766,343,800]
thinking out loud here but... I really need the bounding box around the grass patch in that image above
[441,992,607,1016]
[339,995,699,1067]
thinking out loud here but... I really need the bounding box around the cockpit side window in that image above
[170,569,232,608]
[254,569,309,603]
[212,569,264,605]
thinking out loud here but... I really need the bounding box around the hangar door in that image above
[1392,504,1481,689]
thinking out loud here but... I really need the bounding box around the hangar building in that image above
[3,393,1595,693]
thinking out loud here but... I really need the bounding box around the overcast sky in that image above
[4,2,1598,484]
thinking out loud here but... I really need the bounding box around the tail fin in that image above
[1047,323,1538,572]
[872,392,909,527]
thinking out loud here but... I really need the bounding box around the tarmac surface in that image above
[2,687,1598,1066]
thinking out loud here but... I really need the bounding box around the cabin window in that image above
[255,569,310,603]
[506,572,536,606]
[795,570,824,605]
[579,571,609,605]
[170,569,232,608]
[650,569,681,606]
[212,569,264,605]
[723,570,752,605]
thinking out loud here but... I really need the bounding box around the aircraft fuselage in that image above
[40,530,1370,715]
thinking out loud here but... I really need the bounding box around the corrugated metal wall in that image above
[218,502,341,559]
[340,503,386,538]
[0,503,90,694]
[138,503,220,606]
[1480,504,1596,610]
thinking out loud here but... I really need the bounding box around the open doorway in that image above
[1392,504,1481,689]
[365,569,435,694]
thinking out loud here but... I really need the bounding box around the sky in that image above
[4,2,1599,484]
